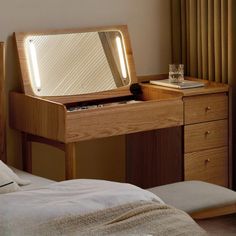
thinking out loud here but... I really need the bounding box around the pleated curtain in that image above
[171,0,236,84]
[171,0,236,189]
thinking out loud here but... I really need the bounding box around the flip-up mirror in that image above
[15,26,137,100]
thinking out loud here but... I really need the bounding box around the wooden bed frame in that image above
[0,42,6,163]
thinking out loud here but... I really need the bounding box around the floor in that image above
[196,214,236,235]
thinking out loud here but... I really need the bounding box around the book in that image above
[150,79,205,89]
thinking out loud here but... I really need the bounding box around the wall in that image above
[0,0,171,181]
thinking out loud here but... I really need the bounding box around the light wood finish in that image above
[10,86,183,178]
[140,83,182,100]
[183,90,230,187]
[42,86,134,104]
[15,25,138,104]
[185,147,229,187]
[184,120,228,153]
[65,143,76,179]
[0,42,6,163]
[10,89,183,144]
[184,93,228,125]
[141,76,229,96]
[66,98,183,142]
[191,203,236,220]
[10,92,66,142]
[12,26,188,180]
[140,76,230,189]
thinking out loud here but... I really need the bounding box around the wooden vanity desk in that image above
[10,85,183,180]
[9,25,183,180]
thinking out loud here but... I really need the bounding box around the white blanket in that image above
[0,161,31,186]
[0,179,163,235]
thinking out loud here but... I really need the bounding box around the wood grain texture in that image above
[140,83,182,100]
[184,93,228,125]
[9,92,66,142]
[191,204,236,219]
[139,76,229,96]
[126,127,183,188]
[0,42,6,163]
[22,133,32,173]
[65,143,76,179]
[15,25,137,104]
[66,98,183,142]
[185,147,229,187]
[184,119,228,153]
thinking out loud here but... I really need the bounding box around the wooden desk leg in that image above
[22,133,32,173]
[65,143,76,180]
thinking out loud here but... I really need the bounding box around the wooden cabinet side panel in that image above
[0,42,6,163]
[9,92,66,142]
[126,127,183,189]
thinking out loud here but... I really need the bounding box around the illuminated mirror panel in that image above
[24,31,130,96]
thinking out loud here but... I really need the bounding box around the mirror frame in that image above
[14,25,138,104]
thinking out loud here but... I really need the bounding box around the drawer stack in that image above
[184,93,229,187]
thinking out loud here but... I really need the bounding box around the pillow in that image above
[0,161,31,186]
[0,171,20,194]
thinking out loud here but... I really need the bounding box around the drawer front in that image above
[184,119,228,153]
[66,99,183,142]
[185,147,228,187]
[184,93,228,125]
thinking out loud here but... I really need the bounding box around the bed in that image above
[0,42,206,235]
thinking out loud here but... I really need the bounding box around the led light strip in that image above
[116,36,127,79]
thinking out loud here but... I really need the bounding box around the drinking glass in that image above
[169,64,184,83]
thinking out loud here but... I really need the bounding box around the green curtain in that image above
[171,0,236,189]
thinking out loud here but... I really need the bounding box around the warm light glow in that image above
[29,41,41,90]
[116,36,127,79]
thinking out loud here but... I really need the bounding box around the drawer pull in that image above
[205,130,211,135]
[205,158,211,164]
[205,106,211,112]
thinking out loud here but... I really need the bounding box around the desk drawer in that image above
[185,147,228,187]
[66,99,183,142]
[184,93,228,125]
[184,120,228,153]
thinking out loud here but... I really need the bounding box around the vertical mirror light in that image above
[116,36,127,79]
[28,40,41,91]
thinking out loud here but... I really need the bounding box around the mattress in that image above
[10,167,55,190]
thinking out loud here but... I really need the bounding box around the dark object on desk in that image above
[150,79,205,89]
[130,83,143,96]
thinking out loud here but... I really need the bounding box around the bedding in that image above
[0,179,206,235]
[0,161,31,186]
[0,171,20,194]
[9,167,55,190]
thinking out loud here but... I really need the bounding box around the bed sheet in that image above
[10,167,55,190]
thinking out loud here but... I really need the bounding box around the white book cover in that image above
[150,79,205,89]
